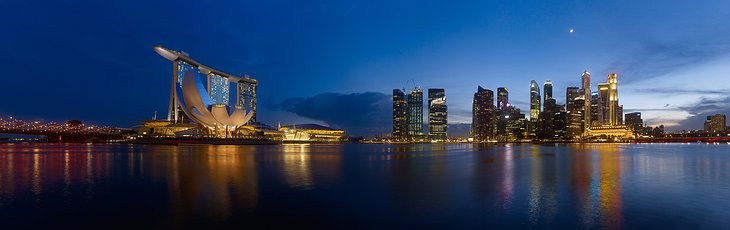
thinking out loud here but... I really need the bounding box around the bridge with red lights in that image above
[632,137,730,143]
[0,117,129,142]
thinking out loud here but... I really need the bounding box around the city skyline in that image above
[1,0,730,136]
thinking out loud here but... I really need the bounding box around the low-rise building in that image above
[279,124,347,142]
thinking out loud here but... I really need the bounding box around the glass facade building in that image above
[406,87,424,137]
[472,86,494,141]
[392,89,408,138]
[497,87,509,111]
[237,78,257,123]
[428,88,447,139]
[581,71,591,132]
[530,80,541,121]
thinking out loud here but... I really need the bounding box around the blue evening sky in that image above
[1,0,729,136]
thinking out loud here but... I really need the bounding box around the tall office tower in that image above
[607,73,620,125]
[625,112,643,131]
[506,107,528,141]
[705,114,727,132]
[543,80,553,111]
[428,88,448,139]
[590,91,599,127]
[568,96,585,138]
[566,87,582,138]
[472,86,495,141]
[392,89,408,137]
[581,71,591,132]
[540,98,558,139]
[406,87,424,137]
[597,82,610,125]
[565,87,580,111]
[497,87,509,111]
[237,75,258,123]
[553,111,569,139]
[617,105,623,124]
[530,80,541,121]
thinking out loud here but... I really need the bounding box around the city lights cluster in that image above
[0,116,124,134]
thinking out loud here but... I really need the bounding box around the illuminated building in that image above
[154,46,257,138]
[608,73,620,125]
[530,80,541,121]
[537,98,566,140]
[553,111,568,139]
[704,114,726,133]
[581,71,591,133]
[428,88,447,140]
[624,112,643,131]
[279,124,346,142]
[497,106,527,141]
[597,82,610,125]
[506,107,528,141]
[585,125,634,139]
[565,87,580,111]
[590,91,599,127]
[133,120,198,137]
[543,80,553,111]
[472,86,495,141]
[497,87,509,111]
[617,105,623,124]
[593,73,623,128]
[566,87,583,138]
[406,87,424,137]
[392,89,407,138]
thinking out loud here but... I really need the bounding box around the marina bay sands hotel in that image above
[153,45,258,125]
[141,46,345,142]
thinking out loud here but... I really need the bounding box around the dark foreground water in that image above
[0,143,729,229]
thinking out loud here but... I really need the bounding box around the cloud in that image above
[604,29,730,84]
[628,88,728,96]
[277,92,391,136]
[673,96,730,130]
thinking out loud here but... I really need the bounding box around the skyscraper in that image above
[608,73,620,125]
[530,80,541,121]
[543,80,553,111]
[704,114,726,133]
[497,87,509,111]
[565,87,580,111]
[590,91,599,127]
[597,82,610,125]
[581,71,591,132]
[428,88,448,139]
[566,87,582,138]
[406,87,424,137]
[392,89,407,138]
[625,112,643,131]
[472,86,495,141]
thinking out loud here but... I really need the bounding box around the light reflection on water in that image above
[0,143,729,228]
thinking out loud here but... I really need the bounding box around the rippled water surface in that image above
[1,143,729,229]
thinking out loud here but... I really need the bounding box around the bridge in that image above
[0,117,129,143]
[632,137,730,143]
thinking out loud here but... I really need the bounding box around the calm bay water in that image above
[0,143,729,229]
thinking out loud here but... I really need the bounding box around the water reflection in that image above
[271,144,343,190]
[0,144,115,201]
[596,144,623,229]
[1,143,729,228]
